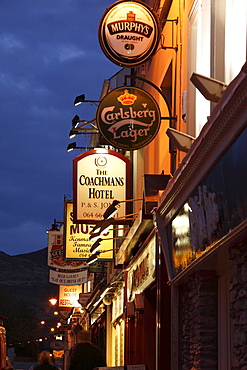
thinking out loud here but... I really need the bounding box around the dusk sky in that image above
[0,0,119,256]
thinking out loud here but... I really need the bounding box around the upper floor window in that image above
[224,0,247,83]
[187,0,247,136]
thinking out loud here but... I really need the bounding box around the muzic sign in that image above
[98,0,160,66]
[96,87,161,150]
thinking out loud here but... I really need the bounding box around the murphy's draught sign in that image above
[98,0,160,67]
[96,86,161,150]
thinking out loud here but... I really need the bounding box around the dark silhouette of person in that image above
[69,330,106,370]
[34,351,59,370]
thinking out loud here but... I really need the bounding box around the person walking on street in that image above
[69,330,106,370]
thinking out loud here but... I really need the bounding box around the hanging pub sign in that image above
[127,234,156,302]
[49,269,88,286]
[64,201,114,261]
[96,86,161,150]
[47,225,87,269]
[73,149,130,223]
[58,284,82,309]
[98,0,161,67]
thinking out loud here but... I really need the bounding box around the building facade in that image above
[68,0,247,369]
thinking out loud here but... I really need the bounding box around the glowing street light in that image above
[49,298,57,306]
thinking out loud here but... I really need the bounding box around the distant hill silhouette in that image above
[0,248,57,320]
[15,247,48,266]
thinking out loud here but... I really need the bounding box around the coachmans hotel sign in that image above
[96,87,161,150]
[73,149,130,223]
[98,0,160,67]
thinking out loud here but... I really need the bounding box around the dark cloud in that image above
[0,0,119,255]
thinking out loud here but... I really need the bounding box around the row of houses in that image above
[64,1,247,369]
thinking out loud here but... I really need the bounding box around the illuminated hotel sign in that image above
[96,87,161,150]
[98,0,160,67]
[73,149,130,223]
[64,201,114,261]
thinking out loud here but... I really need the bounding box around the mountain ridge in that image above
[0,248,57,319]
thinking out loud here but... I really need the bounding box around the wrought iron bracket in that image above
[124,75,177,122]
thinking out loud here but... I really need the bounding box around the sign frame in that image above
[98,0,161,67]
[64,200,114,261]
[73,149,130,224]
[96,86,161,150]
[58,284,82,309]
[47,226,87,269]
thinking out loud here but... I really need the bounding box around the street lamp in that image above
[49,298,57,306]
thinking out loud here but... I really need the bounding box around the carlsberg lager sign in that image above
[96,87,161,150]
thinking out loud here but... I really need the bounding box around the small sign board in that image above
[58,284,82,308]
[49,269,88,285]
[78,293,91,306]
[50,340,64,351]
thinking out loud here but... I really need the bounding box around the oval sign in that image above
[96,87,161,150]
[50,340,64,350]
[98,0,161,67]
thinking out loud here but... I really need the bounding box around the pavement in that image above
[13,362,39,370]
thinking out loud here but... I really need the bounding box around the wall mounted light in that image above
[72,115,80,127]
[190,72,228,103]
[69,128,98,139]
[47,219,63,233]
[87,251,101,265]
[86,249,116,265]
[166,127,195,152]
[70,116,98,138]
[66,142,96,152]
[71,115,97,129]
[89,219,114,241]
[103,198,142,219]
[89,198,142,241]
[102,200,120,219]
[74,94,100,106]
[90,235,126,253]
[74,94,85,106]
[89,212,139,242]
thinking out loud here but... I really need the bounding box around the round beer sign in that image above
[98,0,161,67]
[96,86,161,150]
